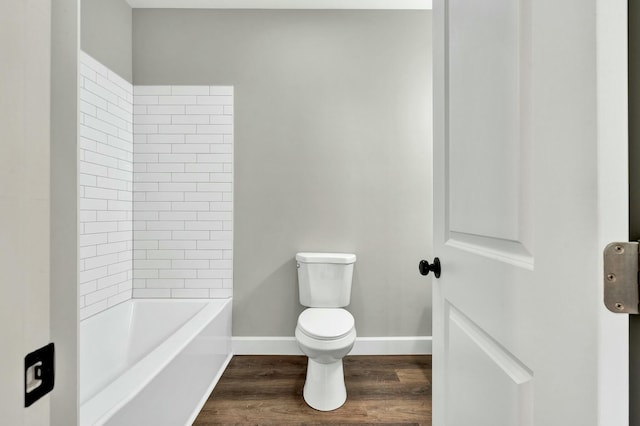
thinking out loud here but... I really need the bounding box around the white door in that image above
[0,0,52,424]
[432,0,629,425]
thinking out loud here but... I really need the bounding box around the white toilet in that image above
[294,252,357,411]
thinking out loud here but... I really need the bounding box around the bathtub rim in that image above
[80,297,231,426]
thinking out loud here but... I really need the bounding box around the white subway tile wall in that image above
[79,54,234,319]
[132,86,233,299]
[79,52,134,320]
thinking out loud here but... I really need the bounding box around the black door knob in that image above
[419,258,441,278]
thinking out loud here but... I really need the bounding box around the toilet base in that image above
[302,358,347,411]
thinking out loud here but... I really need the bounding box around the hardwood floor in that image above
[193,355,432,425]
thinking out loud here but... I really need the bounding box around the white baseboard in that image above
[349,336,432,355]
[232,336,432,355]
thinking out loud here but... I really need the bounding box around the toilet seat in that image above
[297,308,355,340]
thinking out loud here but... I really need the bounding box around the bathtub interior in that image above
[80,299,209,404]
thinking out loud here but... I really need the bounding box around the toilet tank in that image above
[296,252,356,308]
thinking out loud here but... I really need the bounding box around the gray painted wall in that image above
[81,0,132,82]
[133,10,433,337]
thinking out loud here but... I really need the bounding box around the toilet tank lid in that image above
[296,252,356,264]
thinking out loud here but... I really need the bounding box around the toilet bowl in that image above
[295,308,356,411]
[294,252,357,411]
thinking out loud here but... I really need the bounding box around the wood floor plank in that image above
[196,399,430,424]
[193,355,432,425]
[395,368,432,385]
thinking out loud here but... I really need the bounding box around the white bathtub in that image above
[80,298,232,426]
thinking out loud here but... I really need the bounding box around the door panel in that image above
[433,0,628,424]
[446,303,533,426]
[444,2,534,418]
[446,0,533,269]
[448,0,531,247]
